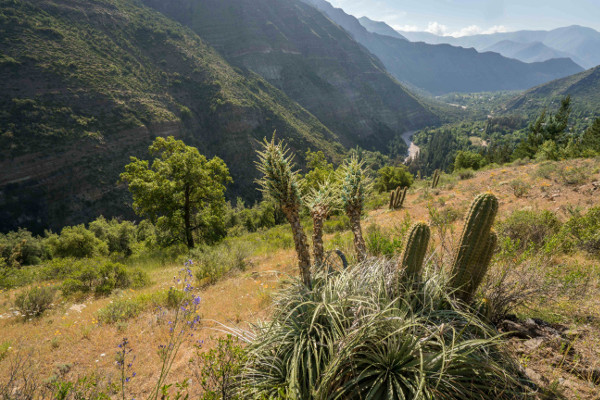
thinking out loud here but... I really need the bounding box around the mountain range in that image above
[395,25,600,69]
[302,0,583,94]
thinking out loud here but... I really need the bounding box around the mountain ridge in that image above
[302,0,584,94]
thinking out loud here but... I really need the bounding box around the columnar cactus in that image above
[339,156,370,261]
[306,177,337,267]
[450,193,499,302]
[389,186,408,210]
[431,169,441,188]
[256,136,312,286]
[398,222,430,280]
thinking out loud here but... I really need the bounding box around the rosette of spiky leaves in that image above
[240,260,533,400]
[255,136,302,208]
[255,135,311,286]
[339,156,372,261]
[305,176,340,266]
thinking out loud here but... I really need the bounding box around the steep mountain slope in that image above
[0,0,345,233]
[482,40,573,63]
[358,16,406,40]
[140,0,436,152]
[504,65,600,117]
[399,25,600,69]
[304,0,584,94]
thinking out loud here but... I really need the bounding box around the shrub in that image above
[374,165,413,193]
[365,224,403,257]
[556,165,588,185]
[454,150,485,170]
[0,229,44,267]
[509,179,531,198]
[561,207,600,256]
[193,242,252,287]
[240,261,531,399]
[60,261,148,297]
[13,286,56,317]
[191,335,246,400]
[455,168,475,180]
[49,225,108,259]
[97,298,143,324]
[497,210,561,251]
[88,216,137,256]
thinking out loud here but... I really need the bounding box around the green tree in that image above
[120,137,231,249]
[374,166,413,193]
[454,150,485,171]
[582,118,600,153]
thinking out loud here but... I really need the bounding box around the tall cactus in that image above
[450,193,499,302]
[390,186,408,210]
[306,177,338,267]
[339,155,370,261]
[431,169,441,189]
[398,222,430,281]
[256,136,312,286]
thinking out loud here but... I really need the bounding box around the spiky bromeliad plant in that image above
[339,156,370,261]
[240,260,533,400]
[256,136,312,286]
[305,177,338,267]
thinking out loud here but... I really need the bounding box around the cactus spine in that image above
[450,193,499,302]
[431,169,441,188]
[398,222,430,280]
[389,186,408,210]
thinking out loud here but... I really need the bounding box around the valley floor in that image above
[1,158,600,399]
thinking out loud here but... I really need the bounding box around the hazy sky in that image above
[327,0,600,36]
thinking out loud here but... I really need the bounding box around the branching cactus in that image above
[450,193,499,302]
[389,186,408,210]
[339,155,370,261]
[398,222,430,281]
[305,177,338,267]
[256,136,312,286]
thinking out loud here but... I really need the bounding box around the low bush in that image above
[60,261,148,297]
[509,179,531,198]
[365,224,403,257]
[88,216,137,256]
[497,209,561,251]
[13,286,56,317]
[455,168,475,180]
[561,207,600,256]
[374,165,414,193]
[193,242,252,287]
[454,150,485,170]
[46,225,108,259]
[97,297,144,324]
[323,215,350,234]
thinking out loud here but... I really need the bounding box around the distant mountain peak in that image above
[357,16,406,40]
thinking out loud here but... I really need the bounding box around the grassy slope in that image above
[1,158,600,398]
[0,0,344,232]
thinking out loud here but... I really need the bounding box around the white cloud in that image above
[394,21,508,37]
[425,21,449,35]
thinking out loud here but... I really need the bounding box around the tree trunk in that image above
[347,206,366,262]
[184,185,194,249]
[312,211,325,267]
[283,205,312,287]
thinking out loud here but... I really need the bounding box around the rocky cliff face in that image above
[141,0,437,151]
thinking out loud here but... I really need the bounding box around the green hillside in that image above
[0,0,345,233]
[504,65,600,118]
[141,0,437,151]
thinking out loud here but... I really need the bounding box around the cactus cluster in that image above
[398,222,430,281]
[389,186,408,210]
[431,169,441,189]
[449,193,499,302]
[396,193,499,303]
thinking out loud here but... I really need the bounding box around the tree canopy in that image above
[120,137,231,248]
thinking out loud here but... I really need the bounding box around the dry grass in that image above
[1,158,599,398]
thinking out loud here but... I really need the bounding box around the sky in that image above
[327,0,600,36]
